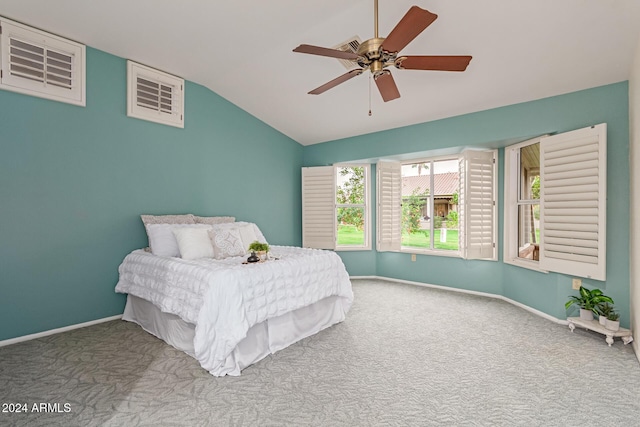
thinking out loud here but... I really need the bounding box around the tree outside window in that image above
[336,166,368,247]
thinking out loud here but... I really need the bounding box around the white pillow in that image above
[146,224,211,257]
[235,223,259,251]
[212,222,268,246]
[172,228,214,260]
[141,214,196,251]
[208,228,246,259]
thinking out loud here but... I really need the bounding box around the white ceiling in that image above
[1,0,640,145]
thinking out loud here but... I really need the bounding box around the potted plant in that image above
[605,311,620,332]
[248,241,269,260]
[596,302,614,326]
[565,286,614,321]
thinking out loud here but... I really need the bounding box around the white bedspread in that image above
[115,246,353,375]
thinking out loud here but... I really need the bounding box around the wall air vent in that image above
[127,60,184,128]
[332,36,362,70]
[0,17,86,106]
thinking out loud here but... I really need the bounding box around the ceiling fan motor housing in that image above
[356,37,397,75]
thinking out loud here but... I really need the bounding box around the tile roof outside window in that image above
[401,172,459,198]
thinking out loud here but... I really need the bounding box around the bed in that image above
[115,216,353,376]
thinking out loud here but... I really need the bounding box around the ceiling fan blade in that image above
[308,69,364,95]
[395,55,472,71]
[374,71,400,102]
[293,44,360,61]
[381,6,438,54]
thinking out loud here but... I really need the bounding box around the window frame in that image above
[399,155,461,256]
[335,163,371,251]
[376,150,497,260]
[504,136,548,272]
[301,164,371,251]
[504,124,607,280]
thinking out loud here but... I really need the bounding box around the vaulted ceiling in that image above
[1,0,639,145]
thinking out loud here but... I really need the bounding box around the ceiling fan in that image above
[293,0,472,102]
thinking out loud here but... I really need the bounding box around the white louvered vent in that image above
[127,61,184,128]
[9,39,73,89]
[136,77,175,114]
[539,124,606,280]
[377,162,402,252]
[333,36,362,70]
[302,166,336,249]
[0,18,85,105]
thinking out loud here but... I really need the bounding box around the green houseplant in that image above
[565,286,614,321]
[605,311,620,332]
[248,241,269,260]
[248,241,269,253]
[597,302,614,326]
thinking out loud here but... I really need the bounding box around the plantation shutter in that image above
[302,166,336,249]
[0,19,85,105]
[135,77,177,115]
[539,124,606,280]
[458,156,466,256]
[461,150,496,259]
[127,61,184,128]
[376,162,402,251]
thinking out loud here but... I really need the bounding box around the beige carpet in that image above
[1,279,639,426]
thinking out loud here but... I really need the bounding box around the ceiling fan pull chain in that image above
[368,73,373,116]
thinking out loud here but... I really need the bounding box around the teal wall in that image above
[304,82,631,327]
[0,48,303,341]
[0,43,630,341]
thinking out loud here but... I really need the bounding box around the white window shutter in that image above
[458,156,466,256]
[127,61,184,128]
[461,150,496,259]
[0,18,85,106]
[302,166,336,249]
[376,162,402,252]
[539,124,607,280]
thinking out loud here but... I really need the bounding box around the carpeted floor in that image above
[0,279,639,426]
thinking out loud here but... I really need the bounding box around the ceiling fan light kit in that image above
[293,0,472,102]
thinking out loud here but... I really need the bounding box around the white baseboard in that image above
[349,275,379,280]
[351,275,568,325]
[0,315,123,348]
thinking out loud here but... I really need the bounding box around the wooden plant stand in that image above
[567,317,634,347]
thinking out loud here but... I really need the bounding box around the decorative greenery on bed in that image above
[248,241,269,253]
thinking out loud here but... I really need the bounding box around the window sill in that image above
[336,246,372,252]
[399,248,461,258]
[503,257,548,273]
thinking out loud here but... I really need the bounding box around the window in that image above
[378,150,497,260]
[302,164,371,250]
[336,166,370,249]
[400,159,460,252]
[127,61,184,128]
[0,17,86,106]
[504,124,607,280]
[517,142,541,261]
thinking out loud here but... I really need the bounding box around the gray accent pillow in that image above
[208,228,245,259]
[140,214,196,226]
[193,216,235,225]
